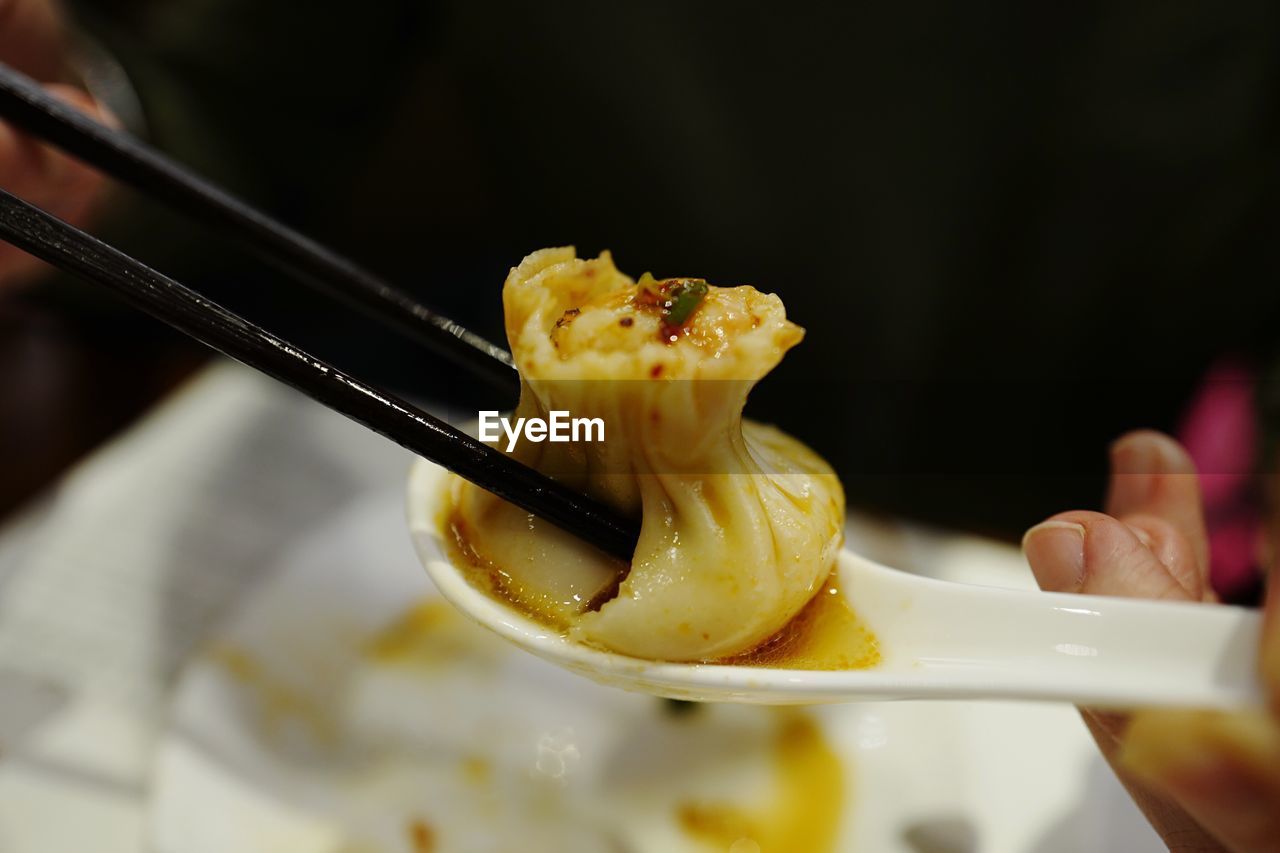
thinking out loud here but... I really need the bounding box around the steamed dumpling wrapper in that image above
[449,247,845,661]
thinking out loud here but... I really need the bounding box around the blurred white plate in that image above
[148,489,1163,853]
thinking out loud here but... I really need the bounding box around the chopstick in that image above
[0,61,518,399]
[0,187,640,561]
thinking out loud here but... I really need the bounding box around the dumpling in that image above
[446,247,845,662]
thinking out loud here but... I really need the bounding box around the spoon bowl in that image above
[408,459,1263,709]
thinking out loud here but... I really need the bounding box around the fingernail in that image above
[1112,432,1194,477]
[1022,521,1086,592]
[1109,437,1157,507]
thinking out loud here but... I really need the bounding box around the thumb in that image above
[1022,511,1192,600]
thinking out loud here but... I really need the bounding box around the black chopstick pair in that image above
[0,62,640,561]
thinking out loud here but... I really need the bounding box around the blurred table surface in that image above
[0,355,416,851]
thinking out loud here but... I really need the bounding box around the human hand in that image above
[0,0,114,285]
[1023,430,1280,852]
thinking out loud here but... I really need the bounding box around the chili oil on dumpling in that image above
[449,247,845,662]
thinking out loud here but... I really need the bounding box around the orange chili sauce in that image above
[720,571,881,671]
[443,503,880,671]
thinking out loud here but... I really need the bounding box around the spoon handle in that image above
[852,554,1264,709]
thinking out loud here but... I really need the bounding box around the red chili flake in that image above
[551,308,580,348]
[554,308,581,329]
[619,316,634,328]
[650,364,664,378]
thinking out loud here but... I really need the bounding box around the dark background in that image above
[11,0,1280,536]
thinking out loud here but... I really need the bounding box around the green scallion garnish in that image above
[664,279,708,327]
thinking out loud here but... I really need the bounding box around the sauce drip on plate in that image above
[678,713,845,853]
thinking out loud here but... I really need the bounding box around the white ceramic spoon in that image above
[407,460,1263,709]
